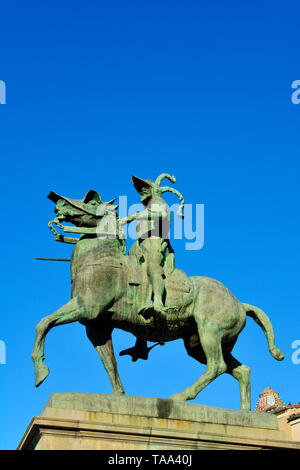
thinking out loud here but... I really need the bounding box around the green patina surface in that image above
[31,173,284,411]
[43,393,279,430]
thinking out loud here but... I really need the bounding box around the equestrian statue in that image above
[31,173,284,410]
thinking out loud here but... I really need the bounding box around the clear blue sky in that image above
[1,0,299,450]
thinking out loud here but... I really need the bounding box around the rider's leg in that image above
[119,338,149,361]
[143,238,166,313]
[147,258,166,312]
[119,338,165,362]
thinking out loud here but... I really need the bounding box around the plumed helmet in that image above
[131,173,184,218]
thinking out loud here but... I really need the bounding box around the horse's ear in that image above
[132,175,152,195]
[104,203,119,212]
[47,191,61,204]
[106,198,117,205]
[83,190,102,204]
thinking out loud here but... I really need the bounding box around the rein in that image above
[47,219,126,255]
[48,219,98,244]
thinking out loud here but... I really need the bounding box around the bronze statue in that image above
[31,174,284,410]
[122,173,184,316]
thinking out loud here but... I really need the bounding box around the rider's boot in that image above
[119,339,165,362]
[119,339,149,361]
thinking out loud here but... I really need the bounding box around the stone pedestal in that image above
[17,393,300,450]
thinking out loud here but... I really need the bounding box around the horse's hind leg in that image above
[86,323,125,396]
[224,352,251,410]
[170,322,227,401]
[31,297,85,387]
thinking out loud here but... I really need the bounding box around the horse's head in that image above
[47,189,118,228]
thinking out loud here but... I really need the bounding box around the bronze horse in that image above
[31,191,284,410]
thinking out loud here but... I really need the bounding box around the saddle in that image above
[125,253,193,312]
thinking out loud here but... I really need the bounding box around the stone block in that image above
[17,393,300,450]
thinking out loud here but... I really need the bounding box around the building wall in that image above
[276,409,300,442]
[289,416,300,442]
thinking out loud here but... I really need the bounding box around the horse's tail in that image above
[243,303,284,361]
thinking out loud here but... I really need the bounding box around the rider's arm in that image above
[119,205,168,226]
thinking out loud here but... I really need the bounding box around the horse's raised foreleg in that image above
[170,321,227,401]
[86,323,125,396]
[224,353,251,410]
[31,297,85,387]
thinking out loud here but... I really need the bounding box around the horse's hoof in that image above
[169,392,186,401]
[35,364,50,387]
[112,390,125,396]
[271,347,284,361]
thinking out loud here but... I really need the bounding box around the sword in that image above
[35,258,71,262]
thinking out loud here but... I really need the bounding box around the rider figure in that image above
[121,173,184,317]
